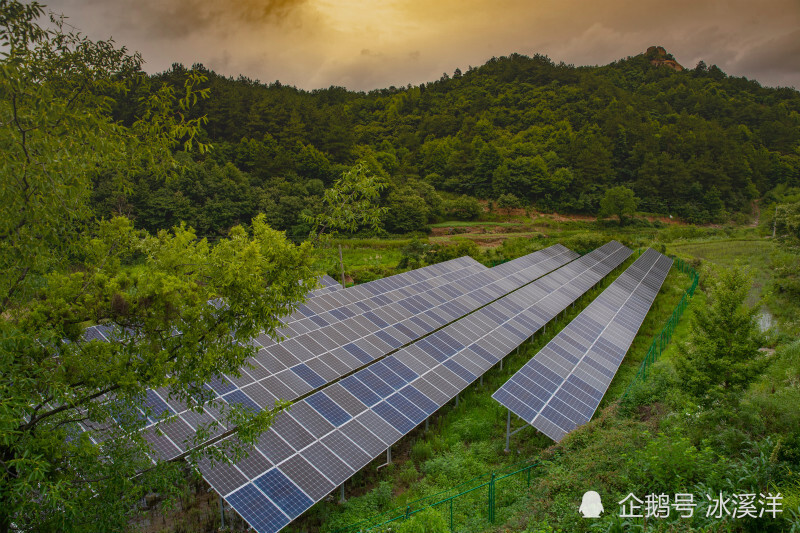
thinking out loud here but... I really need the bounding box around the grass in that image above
[297,251,697,533]
[669,239,775,305]
[144,222,799,532]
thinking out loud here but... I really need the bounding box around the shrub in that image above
[410,440,434,464]
[444,195,482,220]
[625,433,715,493]
[389,507,449,533]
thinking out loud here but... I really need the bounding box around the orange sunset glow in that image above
[43,0,800,90]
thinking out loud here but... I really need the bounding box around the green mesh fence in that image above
[331,459,540,533]
[622,256,698,397]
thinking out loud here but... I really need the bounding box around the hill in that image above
[101,48,800,237]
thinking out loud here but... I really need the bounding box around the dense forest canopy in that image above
[97,49,800,238]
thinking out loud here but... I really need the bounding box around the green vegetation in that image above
[297,231,800,533]
[0,3,382,531]
[88,38,800,238]
[3,1,800,532]
[674,267,765,405]
[599,186,639,225]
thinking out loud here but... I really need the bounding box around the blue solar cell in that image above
[415,339,447,363]
[422,310,446,326]
[339,375,380,407]
[338,306,356,318]
[305,392,352,427]
[223,390,261,413]
[207,375,237,395]
[502,322,527,340]
[295,304,314,318]
[436,331,464,353]
[393,322,416,340]
[354,368,394,397]
[308,315,329,328]
[342,343,372,365]
[540,404,578,432]
[385,393,426,424]
[328,308,347,321]
[527,359,563,388]
[503,380,545,412]
[552,388,593,421]
[227,483,289,533]
[409,316,433,334]
[372,401,415,434]
[428,336,456,357]
[369,361,405,389]
[582,355,615,379]
[565,374,603,402]
[290,364,326,389]
[372,294,392,306]
[398,385,438,415]
[374,329,402,349]
[253,468,313,520]
[381,357,417,382]
[492,389,538,422]
[363,311,389,328]
[144,390,173,419]
[443,359,476,383]
[397,298,420,314]
[469,343,498,364]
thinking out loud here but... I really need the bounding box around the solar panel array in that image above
[203,241,631,533]
[492,248,672,442]
[272,257,486,333]
[139,245,578,461]
[77,264,477,444]
[307,275,342,296]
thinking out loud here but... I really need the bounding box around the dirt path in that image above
[750,200,760,227]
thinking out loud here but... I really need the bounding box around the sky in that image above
[46,0,800,91]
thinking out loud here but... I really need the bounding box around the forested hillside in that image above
[97,48,800,238]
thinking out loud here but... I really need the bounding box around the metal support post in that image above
[219,495,225,529]
[340,483,346,504]
[480,375,483,386]
[425,417,429,431]
[504,409,511,453]
[455,394,459,407]
[500,357,503,370]
[387,446,391,464]
[339,244,346,287]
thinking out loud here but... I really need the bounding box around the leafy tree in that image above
[775,202,800,241]
[598,186,638,225]
[675,267,765,406]
[303,162,389,238]
[497,193,523,216]
[0,4,378,530]
[385,188,429,234]
[444,195,482,221]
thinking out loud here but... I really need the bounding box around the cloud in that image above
[53,0,308,38]
[731,29,800,84]
[42,0,800,90]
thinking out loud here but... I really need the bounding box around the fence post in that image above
[488,472,496,523]
[449,499,454,532]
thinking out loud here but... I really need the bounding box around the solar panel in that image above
[141,246,578,463]
[493,248,672,442]
[207,242,631,533]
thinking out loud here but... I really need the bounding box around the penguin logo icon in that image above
[579,491,603,518]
